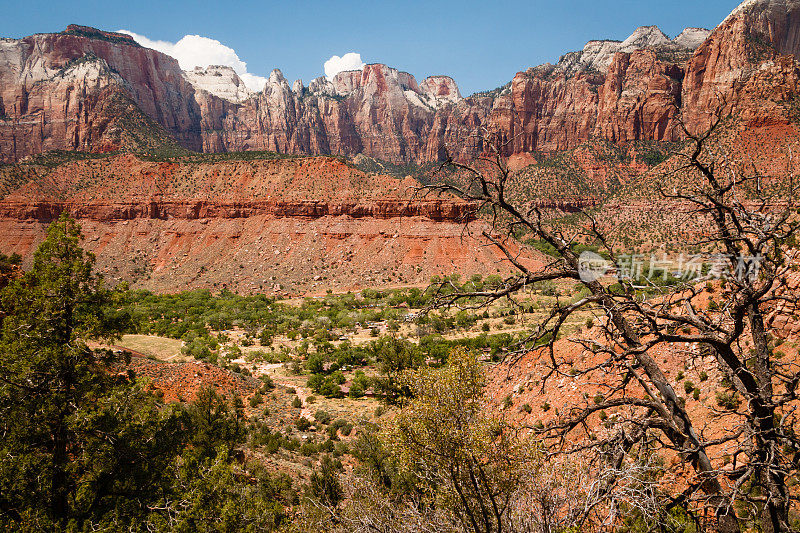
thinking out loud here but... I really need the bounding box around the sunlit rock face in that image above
[5,3,800,164]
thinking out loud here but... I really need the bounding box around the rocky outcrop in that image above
[465,45,686,155]
[0,22,714,164]
[0,26,203,162]
[195,63,452,162]
[674,28,713,49]
[184,65,254,103]
[556,26,710,74]
[595,50,684,143]
[420,75,462,106]
[196,26,709,161]
[0,153,476,222]
[0,198,476,223]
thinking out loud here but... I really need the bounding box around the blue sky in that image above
[2,0,742,94]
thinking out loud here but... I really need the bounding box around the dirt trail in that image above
[236,360,315,419]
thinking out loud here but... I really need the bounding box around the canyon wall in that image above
[0,154,535,293]
[0,26,203,160]
[5,2,798,164]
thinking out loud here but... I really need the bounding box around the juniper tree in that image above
[0,214,187,528]
[0,214,293,530]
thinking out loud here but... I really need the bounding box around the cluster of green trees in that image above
[0,216,298,531]
[301,350,702,533]
[0,252,21,289]
[0,215,514,531]
[301,333,522,401]
[0,215,727,532]
[124,286,418,342]
[124,275,503,347]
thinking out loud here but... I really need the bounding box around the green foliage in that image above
[0,214,133,526]
[0,216,291,530]
[62,26,142,46]
[163,456,294,531]
[249,391,263,407]
[382,349,537,532]
[618,499,699,533]
[295,417,312,432]
[348,370,371,398]
[307,455,343,509]
[0,252,21,290]
[470,81,512,99]
[121,279,507,347]
[716,390,740,411]
[371,337,425,404]
[300,441,318,456]
[314,410,332,425]
[14,149,117,169]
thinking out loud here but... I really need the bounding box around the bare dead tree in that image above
[418,117,800,532]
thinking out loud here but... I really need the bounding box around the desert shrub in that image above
[314,410,332,425]
[300,442,318,456]
[249,391,263,407]
[295,417,313,431]
[716,391,740,411]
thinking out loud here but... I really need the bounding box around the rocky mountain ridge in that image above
[556,25,710,74]
[1,1,800,165]
[0,18,709,164]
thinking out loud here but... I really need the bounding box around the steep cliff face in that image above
[595,50,685,143]
[197,64,455,163]
[3,1,800,165]
[196,27,709,162]
[0,22,712,164]
[682,0,800,131]
[0,26,203,162]
[455,46,686,156]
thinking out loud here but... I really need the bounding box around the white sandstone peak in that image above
[419,76,462,107]
[308,76,335,96]
[673,27,712,49]
[268,69,287,85]
[183,65,253,103]
[620,26,672,49]
[720,0,800,25]
[562,24,710,73]
[725,0,764,23]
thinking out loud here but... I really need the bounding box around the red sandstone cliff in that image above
[2,2,800,164]
[682,0,800,131]
[0,154,538,294]
[0,26,203,161]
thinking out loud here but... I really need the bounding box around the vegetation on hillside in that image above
[0,216,294,530]
[416,120,800,532]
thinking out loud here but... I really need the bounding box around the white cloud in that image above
[118,30,268,92]
[324,53,365,80]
